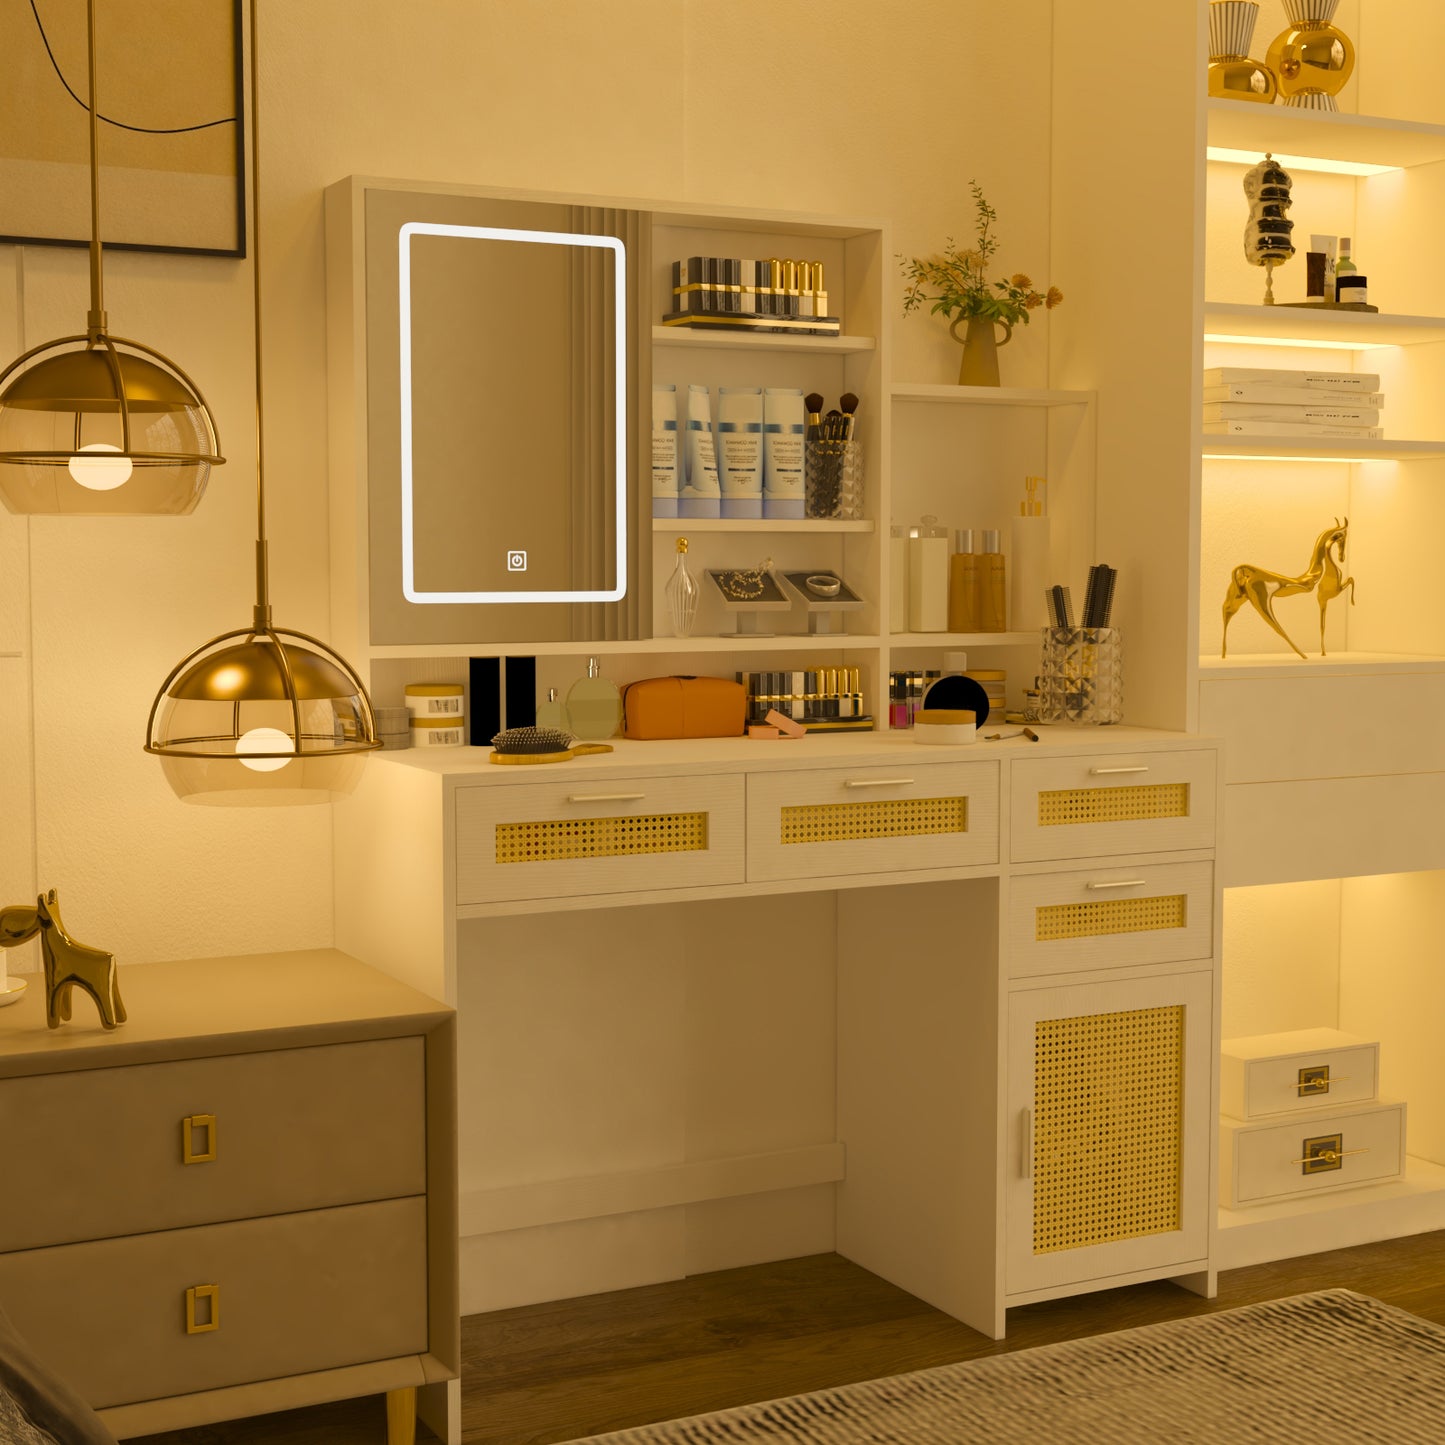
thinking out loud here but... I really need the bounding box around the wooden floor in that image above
[131,1232,1445,1445]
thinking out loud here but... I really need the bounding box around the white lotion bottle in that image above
[680,384,721,518]
[717,386,764,519]
[908,515,950,632]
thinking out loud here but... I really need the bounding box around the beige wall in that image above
[0,0,1056,967]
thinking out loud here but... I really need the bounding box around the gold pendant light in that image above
[0,0,225,515]
[144,0,379,805]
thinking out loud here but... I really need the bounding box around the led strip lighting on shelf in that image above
[1205,147,1398,178]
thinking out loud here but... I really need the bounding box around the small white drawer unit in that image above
[1220,1029,1381,1120]
[1220,1099,1406,1209]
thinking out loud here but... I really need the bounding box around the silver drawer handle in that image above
[567,792,646,804]
[1088,765,1150,776]
[1085,879,1148,891]
[844,777,915,789]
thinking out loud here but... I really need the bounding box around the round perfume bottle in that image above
[666,537,700,638]
[565,657,622,741]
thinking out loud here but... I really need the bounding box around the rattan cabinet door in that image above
[1005,970,1213,1298]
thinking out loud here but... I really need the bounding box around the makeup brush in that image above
[839,392,859,441]
[804,392,824,442]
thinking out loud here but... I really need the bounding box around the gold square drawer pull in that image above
[1293,1133,1368,1174]
[1298,1066,1351,1097]
[182,1113,217,1164]
[185,1284,220,1333]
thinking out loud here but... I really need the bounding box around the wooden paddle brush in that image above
[489,727,614,765]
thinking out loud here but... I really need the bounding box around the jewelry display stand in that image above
[779,571,867,635]
[706,568,792,636]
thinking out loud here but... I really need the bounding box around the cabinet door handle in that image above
[1088,765,1150,776]
[182,1113,217,1164]
[566,792,646,804]
[185,1284,220,1334]
[1021,1108,1033,1179]
[844,777,915,789]
[1085,879,1148,891]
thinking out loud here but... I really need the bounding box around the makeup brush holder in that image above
[1038,627,1123,725]
[805,438,862,519]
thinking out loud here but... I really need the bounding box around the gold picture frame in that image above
[0,0,245,257]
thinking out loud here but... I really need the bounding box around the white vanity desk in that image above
[332,723,1223,1348]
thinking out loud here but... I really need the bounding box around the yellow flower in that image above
[1046,286,1064,309]
[1010,272,1032,289]
[1024,293,1042,310]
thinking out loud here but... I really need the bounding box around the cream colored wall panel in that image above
[746,760,998,882]
[1009,750,1216,863]
[1221,776,1445,887]
[1008,861,1213,979]
[683,1183,837,1278]
[1199,672,1445,783]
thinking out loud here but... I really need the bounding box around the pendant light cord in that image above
[249,0,270,630]
[84,0,103,336]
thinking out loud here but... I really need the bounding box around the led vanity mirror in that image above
[341,186,650,648]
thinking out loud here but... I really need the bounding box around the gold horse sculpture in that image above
[1221,518,1355,660]
[0,889,126,1030]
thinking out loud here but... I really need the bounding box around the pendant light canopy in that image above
[145,0,378,804]
[0,0,224,515]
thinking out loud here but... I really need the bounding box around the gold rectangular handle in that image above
[566,793,646,804]
[185,1284,220,1334]
[1020,1107,1033,1179]
[844,777,915,789]
[182,1113,217,1164]
[1088,765,1150,775]
[1085,879,1148,890]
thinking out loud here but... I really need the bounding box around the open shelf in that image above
[1201,651,1445,680]
[651,325,876,356]
[368,636,885,661]
[651,517,874,534]
[890,631,1038,648]
[1204,302,1445,348]
[1202,435,1445,462]
[1206,98,1445,171]
[891,383,1094,408]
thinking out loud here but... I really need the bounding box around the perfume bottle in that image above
[565,657,622,740]
[977,529,1008,633]
[666,536,700,637]
[536,688,570,731]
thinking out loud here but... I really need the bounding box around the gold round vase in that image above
[1207,2,1278,104]
[1267,0,1355,111]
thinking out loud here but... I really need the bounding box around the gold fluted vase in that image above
[1208,2,1278,104]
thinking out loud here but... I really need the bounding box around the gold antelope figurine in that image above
[0,889,126,1030]
[1221,517,1356,660]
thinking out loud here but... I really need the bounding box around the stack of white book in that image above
[1203,366,1383,439]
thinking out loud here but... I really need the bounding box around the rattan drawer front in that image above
[0,1038,425,1252]
[1008,861,1213,978]
[1221,1029,1381,1120]
[1010,751,1217,862]
[456,774,745,903]
[0,1197,427,1409]
[1221,1100,1406,1208]
[746,761,998,882]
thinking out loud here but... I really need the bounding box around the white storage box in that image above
[1221,1028,1379,1120]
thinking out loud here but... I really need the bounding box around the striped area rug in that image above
[566,1290,1445,1443]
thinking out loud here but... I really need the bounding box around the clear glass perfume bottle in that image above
[565,657,622,740]
[536,688,569,731]
[666,536,700,637]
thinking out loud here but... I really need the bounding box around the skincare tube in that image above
[1310,235,1337,299]
[680,384,721,518]
[652,383,679,518]
[762,387,805,519]
[716,386,764,519]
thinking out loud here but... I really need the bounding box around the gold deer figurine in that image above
[1221,517,1356,660]
[0,889,126,1030]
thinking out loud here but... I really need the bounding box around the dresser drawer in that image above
[1009,750,1217,862]
[745,761,998,882]
[0,1197,428,1409]
[1220,1100,1406,1209]
[1008,861,1213,979]
[1221,1029,1380,1120]
[0,1037,425,1251]
[456,773,745,904]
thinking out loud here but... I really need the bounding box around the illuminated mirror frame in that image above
[397,221,628,605]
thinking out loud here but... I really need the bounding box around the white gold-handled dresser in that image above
[0,949,457,1444]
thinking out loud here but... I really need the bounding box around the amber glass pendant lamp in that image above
[145,0,379,805]
[0,0,225,515]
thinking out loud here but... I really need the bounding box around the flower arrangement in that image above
[900,182,1062,328]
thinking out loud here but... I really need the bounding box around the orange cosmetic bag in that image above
[621,675,747,740]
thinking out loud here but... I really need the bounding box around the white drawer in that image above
[746,761,998,882]
[456,773,745,904]
[1007,860,1213,979]
[1010,749,1217,863]
[1221,1029,1380,1120]
[1220,1099,1406,1209]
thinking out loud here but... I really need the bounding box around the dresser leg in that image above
[386,1386,417,1445]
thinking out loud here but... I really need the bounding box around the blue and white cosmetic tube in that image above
[652,383,679,518]
[716,385,764,519]
[680,383,721,518]
[762,387,805,520]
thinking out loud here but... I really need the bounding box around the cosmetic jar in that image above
[405,682,465,718]
[913,709,977,746]
[410,717,466,748]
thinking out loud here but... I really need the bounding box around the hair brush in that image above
[489,727,613,765]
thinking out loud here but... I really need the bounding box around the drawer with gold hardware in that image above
[1007,860,1213,979]
[0,1196,427,1409]
[1009,750,1217,863]
[1221,1028,1380,1120]
[745,760,998,882]
[1220,1098,1406,1209]
[0,1037,425,1251]
[455,773,745,904]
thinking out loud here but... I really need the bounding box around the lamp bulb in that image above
[236,726,295,772]
[68,443,133,491]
